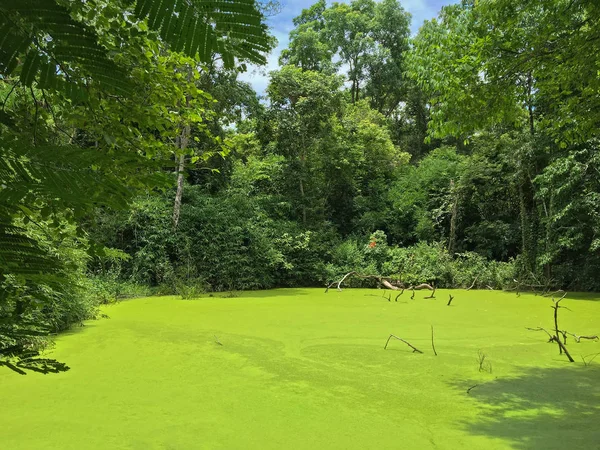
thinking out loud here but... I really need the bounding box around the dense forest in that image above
[1,0,599,365]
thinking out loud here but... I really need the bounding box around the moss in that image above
[1,289,598,449]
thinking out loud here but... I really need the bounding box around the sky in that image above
[240,0,456,96]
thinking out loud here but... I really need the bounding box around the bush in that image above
[325,231,516,289]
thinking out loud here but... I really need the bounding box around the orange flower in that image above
[369,241,376,248]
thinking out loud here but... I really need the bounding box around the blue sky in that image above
[240,0,456,96]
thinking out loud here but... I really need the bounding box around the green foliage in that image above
[324,231,515,289]
[0,0,272,368]
[0,217,99,365]
[535,141,600,290]
[0,0,271,96]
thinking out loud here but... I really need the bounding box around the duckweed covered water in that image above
[1,289,599,449]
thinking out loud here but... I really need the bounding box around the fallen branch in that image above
[550,336,575,362]
[424,287,436,299]
[325,271,360,292]
[410,283,434,290]
[447,294,454,306]
[526,327,554,341]
[214,335,223,346]
[410,289,415,300]
[394,290,404,302]
[326,271,436,294]
[381,279,402,290]
[467,384,479,394]
[384,334,423,353]
[325,272,405,292]
[466,275,479,291]
[431,325,437,356]
[562,331,599,343]
[552,293,568,354]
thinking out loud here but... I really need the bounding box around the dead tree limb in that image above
[325,272,437,293]
[325,271,358,292]
[550,336,575,362]
[325,272,404,292]
[410,283,434,290]
[424,287,436,299]
[384,334,423,353]
[394,289,404,302]
[447,294,454,306]
[381,279,401,290]
[431,326,437,356]
[562,331,599,343]
[526,327,554,341]
[466,275,479,291]
[552,293,568,354]
[410,289,415,300]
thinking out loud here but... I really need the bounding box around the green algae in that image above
[1,289,599,449]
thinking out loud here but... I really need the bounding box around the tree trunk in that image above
[527,72,535,135]
[299,142,306,225]
[299,177,307,225]
[172,124,190,230]
[448,179,459,256]
[518,172,538,274]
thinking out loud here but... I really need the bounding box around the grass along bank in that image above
[0,289,598,449]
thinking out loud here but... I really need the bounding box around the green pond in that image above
[1,289,599,449]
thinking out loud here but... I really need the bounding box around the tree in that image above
[267,65,344,225]
[282,0,410,114]
[0,0,271,366]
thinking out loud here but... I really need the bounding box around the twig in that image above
[447,294,454,306]
[214,335,223,346]
[431,325,437,356]
[543,289,565,298]
[467,384,479,394]
[384,334,423,353]
[526,327,554,341]
[1,79,19,110]
[478,350,492,373]
[582,352,600,367]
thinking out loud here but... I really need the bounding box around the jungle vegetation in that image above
[1,0,599,365]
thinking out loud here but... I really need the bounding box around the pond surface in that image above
[1,289,599,449]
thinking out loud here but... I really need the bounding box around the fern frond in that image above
[130,0,270,66]
[0,0,131,95]
[0,221,62,278]
[0,0,270,97]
